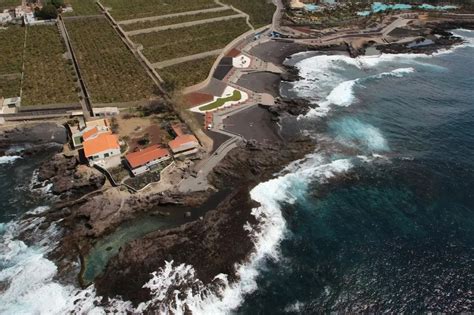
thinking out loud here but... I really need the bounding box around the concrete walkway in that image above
[153,49,223,68]
[125,14,245,36]
[118,6,231,25]
[178,136,241,192]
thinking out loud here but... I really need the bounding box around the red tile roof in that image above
[83,133,120,157]
[82,127,100,141]
[126,145,170,169]
[171,123,185,137]
[168,135,199,153]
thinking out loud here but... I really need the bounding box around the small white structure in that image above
[1,97,21,114]
[92,107,119,118]
[232,54,251,69]
[290,0,305,10]
[0,11,13,24]
[62,5,73,13]
[3,97,21,108]
[24,12,35,24]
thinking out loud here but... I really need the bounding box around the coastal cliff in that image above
[95,138,315,304]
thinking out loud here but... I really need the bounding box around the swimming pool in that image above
[357,2,458,16]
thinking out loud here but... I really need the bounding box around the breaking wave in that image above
[0,155,355,314]
[0,156,22,164]
[300,65,416,118]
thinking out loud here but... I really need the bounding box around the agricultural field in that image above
[0,0,19,11]
[121,9,237,32]
[63,0,100,16]
[131,18,250,63]
[220,0,275,28]
[0,26,24,98]
[159,56,215,89]
[101,0,218,21]
[0,75,21,99]
[0,26,24,76]
[21,25,78,106]
[65,17,157,104]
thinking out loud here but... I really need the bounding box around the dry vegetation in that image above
[0,26,24,98]
[159,56,215,89]
[0,0,19,11]
[65,17,157,103]
[220,0,275,28]
[121,9,237,32]
[101,0,218,21]
[131,18,250,63]
[63,0,100,16]
[21,25,78,106]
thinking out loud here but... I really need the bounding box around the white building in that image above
[0,11,13,24]
[83,130,121,168]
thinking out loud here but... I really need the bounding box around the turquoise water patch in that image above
[357,10,371,16]
[329,117,390,153]
[418,4,457,10]
[358,2,457,15]
[304,4,320,12]
[372,2,412,12]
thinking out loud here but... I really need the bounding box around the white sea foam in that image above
[331,117,390,152]
[0,155,22,164]
[0,208,80,315]
[301,63,416,119]
[0,155,355,315]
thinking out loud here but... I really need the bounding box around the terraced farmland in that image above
[0,0,19,11]
[64,0,100,16]
[0,26,24,98]
[131,18,250,63]
[120,9,237,32]
[101,0,219,21]
[65,17,156,103]
[220,0,275,28]
[160,56,216,89]
[21,26,78,106]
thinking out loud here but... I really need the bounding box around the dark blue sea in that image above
[0,30,473,313]
[237,29,474,313]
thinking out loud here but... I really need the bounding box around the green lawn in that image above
[131,18,250,63]
[199,90,241,111]
[0,0,19,11]
[121,9,237,32]
[21,25,78,106]
[102,0,218,21]
[63,0,100,16]
[220,0,275,28]
[159,55,215,89]
[65,17,157,103]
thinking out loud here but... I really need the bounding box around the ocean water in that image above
[0,31,473,313]
[236,30,474,313]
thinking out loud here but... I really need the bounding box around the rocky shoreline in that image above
[2,21,472,311]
